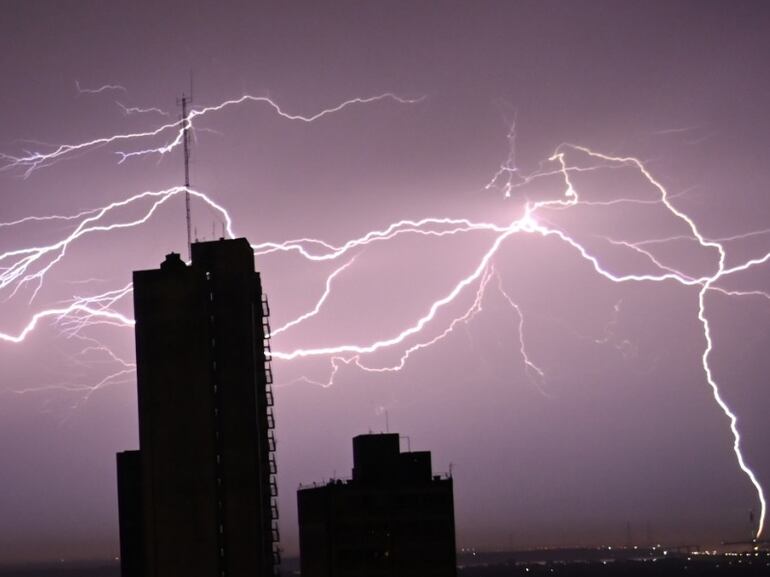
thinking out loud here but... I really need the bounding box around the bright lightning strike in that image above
[271,259,357,338]
[0,304,133,344]
[1,91,768,540]
[0,186,233,303]
[1,92,423,176]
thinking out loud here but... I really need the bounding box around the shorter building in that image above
[297,433,456,577]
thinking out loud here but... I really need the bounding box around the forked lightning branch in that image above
[0,91,767,539]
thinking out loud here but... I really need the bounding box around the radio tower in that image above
[180,93,192,260]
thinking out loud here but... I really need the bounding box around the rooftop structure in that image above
[298,433,456,577]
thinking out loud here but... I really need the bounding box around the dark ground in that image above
[0,563,119,577]
[458,558,770,576]
[1,553,768,576]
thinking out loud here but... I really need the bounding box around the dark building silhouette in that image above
[298,433,456,577]
[117,238,279,577]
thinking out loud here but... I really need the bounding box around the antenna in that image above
[179,93,192,259]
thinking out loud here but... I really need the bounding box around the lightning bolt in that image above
[0,304,133,344]
[271,259,357,337]
[116,102,170,117]
[495,272,547,386]
[313,265,497,387]
[1,92,767,539]
[1,92,423,176]
[75,80,127,95]
[0,186,233,302]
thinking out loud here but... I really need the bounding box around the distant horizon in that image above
[3,538,765,568]
[3,542,768,569]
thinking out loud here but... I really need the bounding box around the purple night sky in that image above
[1,0,769,564]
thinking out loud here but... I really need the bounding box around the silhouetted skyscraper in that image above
[298,433,456,577]
[117,238,279,577]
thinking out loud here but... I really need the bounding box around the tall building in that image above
[298,433,456,577]
[117,238,279,577]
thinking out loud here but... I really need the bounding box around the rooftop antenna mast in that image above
[179,73,193,259]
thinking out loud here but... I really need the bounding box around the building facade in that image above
[298,433,456,577]
[117,238,279,577]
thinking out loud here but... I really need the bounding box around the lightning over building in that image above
[2,118,768,542]
[2,7,770,555]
